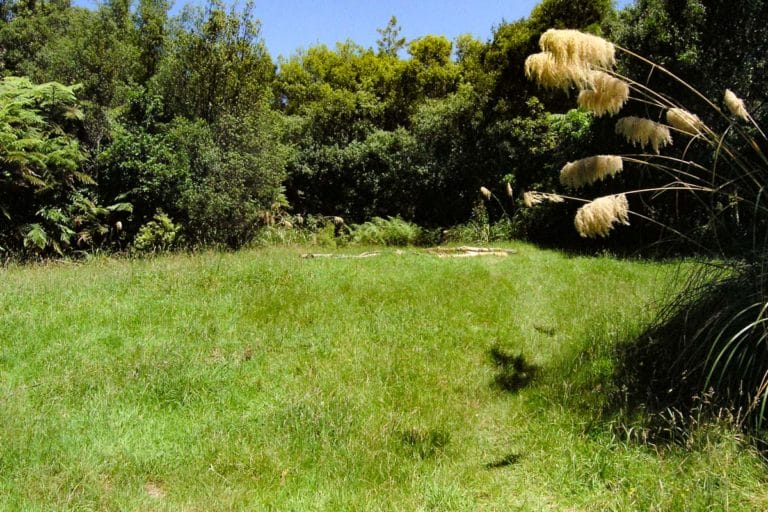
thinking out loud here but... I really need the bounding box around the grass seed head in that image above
[524,51,590,90]
[539,29,616,69]
[480,186,492,200]
[615,116,672,154]
[560,155,624,189]
[666,107,705,136]
[523,191,565,208]
[574,193,630,238]
[724,89,749,121]
[577,71,629,116]
[506,182,513,198]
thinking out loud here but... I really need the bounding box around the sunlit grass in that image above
[1,244,766,510]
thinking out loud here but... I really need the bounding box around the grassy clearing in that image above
[1,243,766,511]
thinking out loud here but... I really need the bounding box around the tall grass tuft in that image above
[350,216,424,246]
[616,263,768,432]
[523,28,768,429]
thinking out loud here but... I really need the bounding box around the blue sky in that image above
[75,0,633,59]
[257,0,633,59]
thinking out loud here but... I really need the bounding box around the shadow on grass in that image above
[608,261,768,445]
[484,452,521,469]
[489,346,539,393]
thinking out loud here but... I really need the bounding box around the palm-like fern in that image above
[0,76,85,194]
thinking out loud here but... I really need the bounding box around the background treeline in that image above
[1,0,767,257]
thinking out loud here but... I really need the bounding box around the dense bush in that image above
[133,209,182,252]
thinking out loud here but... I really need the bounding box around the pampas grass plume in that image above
[724,89,749,121]
[574,194,630,238]
[539,29,616,68]
[577,72,629,117]
[666,107,705,136]
[615,116,672,154]
[524,52,588,90]
[506,182,513,198]
[523,191,565,208]
[480,186,492,200]
[560,155,624,189]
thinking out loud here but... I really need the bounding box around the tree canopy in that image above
[1,0,766,256]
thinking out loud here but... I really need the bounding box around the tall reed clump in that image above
[523,28,768,431]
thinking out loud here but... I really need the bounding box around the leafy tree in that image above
[0,0,75,78]
[528,0,613,33]
[95,123,188,230]
[376,15,406,57]
[175,109,292,248]
[134,0,170,82]
[405,35,459,99]
[153,0,275,124]
[613,0,768,125]
[408,83,485,224]
[3,0,140,107]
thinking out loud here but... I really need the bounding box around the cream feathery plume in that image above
[523,191,565,208]
[524,51,590,90]
[724,89,749,121]
[577,71,629,117]
[666,107,705,136]
[480,186,492,200]
[506,182,513,198]
[560,155,624,189]
[574,194,630,238]
[539,29,616,69]
[615,116,672,154]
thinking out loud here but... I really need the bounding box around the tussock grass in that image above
[1,246,766,510]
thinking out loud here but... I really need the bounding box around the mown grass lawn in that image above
[1,243,766,511]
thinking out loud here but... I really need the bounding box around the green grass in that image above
[1,243,766,511]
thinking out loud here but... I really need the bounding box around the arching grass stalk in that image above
[523,28,768,429]
[479,185,513,220]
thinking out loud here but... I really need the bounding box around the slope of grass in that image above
[0,243,766,511]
